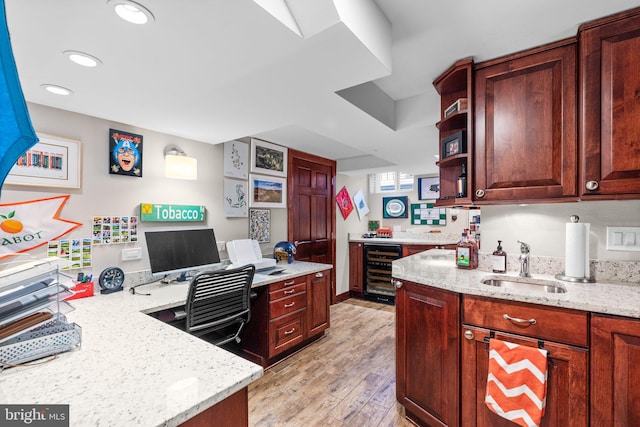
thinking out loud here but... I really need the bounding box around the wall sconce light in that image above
[164,145,197,180]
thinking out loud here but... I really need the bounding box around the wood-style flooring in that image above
[247,298,414,426]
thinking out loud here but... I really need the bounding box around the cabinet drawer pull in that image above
[475,189,485,198]
[392,279,403,289]
[284,328,296,335]
[284,280,295,286]
[284,302,295,308]
[315,272,323,278]
[503,313,537,326]
[283,289,295,295]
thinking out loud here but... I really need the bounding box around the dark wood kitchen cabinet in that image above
[591,314,640,425]
[395,279,460,427]
[402,244,456,257]
[474,39,578,203]
[348,242,363,294]
[579,8,640,198]
[461,296,588,427]
[306,270,330,338]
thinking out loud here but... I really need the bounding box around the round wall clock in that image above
[99,266,125,294]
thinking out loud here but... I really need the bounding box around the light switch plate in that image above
[606,226,640,252]
[217,241,226,252]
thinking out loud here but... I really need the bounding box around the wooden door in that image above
[288,150,336,302]
[461,326,588,427]
[579,8,640,198]
[395,280,460,427]
[474,39,577,203]
[591,314,640,426]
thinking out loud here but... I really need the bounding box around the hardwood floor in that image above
[247,298,414,426]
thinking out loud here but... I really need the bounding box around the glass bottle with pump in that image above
[456,164,467,198]
[492,240,507,273]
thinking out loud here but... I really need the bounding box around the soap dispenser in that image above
[492,240,507,273]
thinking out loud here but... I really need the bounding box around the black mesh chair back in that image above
[185,264,255,346]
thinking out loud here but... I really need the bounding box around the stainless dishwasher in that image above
[363,243,402,305]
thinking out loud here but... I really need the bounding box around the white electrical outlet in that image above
[606,226,640,252]
[122,247,143,261]
[217,241,226,252]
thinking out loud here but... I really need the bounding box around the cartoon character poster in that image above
[109,128,143,177]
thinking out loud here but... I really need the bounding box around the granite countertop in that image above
[393,250,640,319]
[0,261,331,427]
[349,236,458,245]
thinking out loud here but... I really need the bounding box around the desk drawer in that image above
[269,311,304,357]
[269,293,307,319]
[269,276,307,296]
[269,283,306,301]
[463,295,588,347]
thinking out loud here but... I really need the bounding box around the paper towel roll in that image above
[565,222,590,278]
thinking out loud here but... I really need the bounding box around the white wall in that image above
[0,103,288,279]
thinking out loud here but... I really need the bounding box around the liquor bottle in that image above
[456,163,467,198]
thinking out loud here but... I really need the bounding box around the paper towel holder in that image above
[555,214,596,283]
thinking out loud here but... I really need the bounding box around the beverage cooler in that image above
[363,243,402,305]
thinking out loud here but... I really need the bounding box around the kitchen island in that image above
[0,261,331,427]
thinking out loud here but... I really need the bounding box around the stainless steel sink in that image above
[481,276,567,294]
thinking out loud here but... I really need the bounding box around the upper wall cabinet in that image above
[473,39,578,204]
[579,8,640,198]
[433,58,474,207]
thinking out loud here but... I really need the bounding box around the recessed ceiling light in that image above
[64,50,102,67]
[42,84,74,96]
[108,0,154,25]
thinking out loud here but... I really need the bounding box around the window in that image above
[369,172,414,193]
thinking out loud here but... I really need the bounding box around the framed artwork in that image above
[250,138,287,177]
[249,174,287,208]
[336,186,354,219]
[418,176,440,200]
[353,189,369,220]
[224,178,248,217]
[249,208,271,243]
[223,140,249,179]
[441,130,466,159]
[383,196,408,218]
[109,128,143,177]
[411,203,447,225]
[5,133,82,188]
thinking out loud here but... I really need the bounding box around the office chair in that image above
[183,264,255,346]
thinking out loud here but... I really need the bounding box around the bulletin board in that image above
[411,203,447,225]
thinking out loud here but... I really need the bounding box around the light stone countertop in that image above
[0,261,332,427]
[393,250,640,319]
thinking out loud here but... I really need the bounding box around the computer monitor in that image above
[144,228,221,283]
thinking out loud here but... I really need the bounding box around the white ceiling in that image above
[6,0,640,176]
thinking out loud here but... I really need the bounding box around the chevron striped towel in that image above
[485,338,548,427]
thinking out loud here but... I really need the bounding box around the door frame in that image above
[287,149,337,304]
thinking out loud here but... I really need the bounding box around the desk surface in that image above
[0,261,331,427]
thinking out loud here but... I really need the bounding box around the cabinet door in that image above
[580,11,640,197]
[306,271,330,338]
[461,326,588,427]
[475,41,577,202]
[396,280,460,427]
[591,314,640,425]
[348,242,363,293]
[402,244,436,257]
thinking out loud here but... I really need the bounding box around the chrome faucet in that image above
[517,240,531,277]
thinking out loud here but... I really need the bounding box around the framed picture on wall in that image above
[109,128,143,177]
[223,140,249,179]
[418,176,440,200]
[249,208,271,243]
[5,133,82,188]
[223,178,248,217]
[249,174,287,208]
[250,139,287,177]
